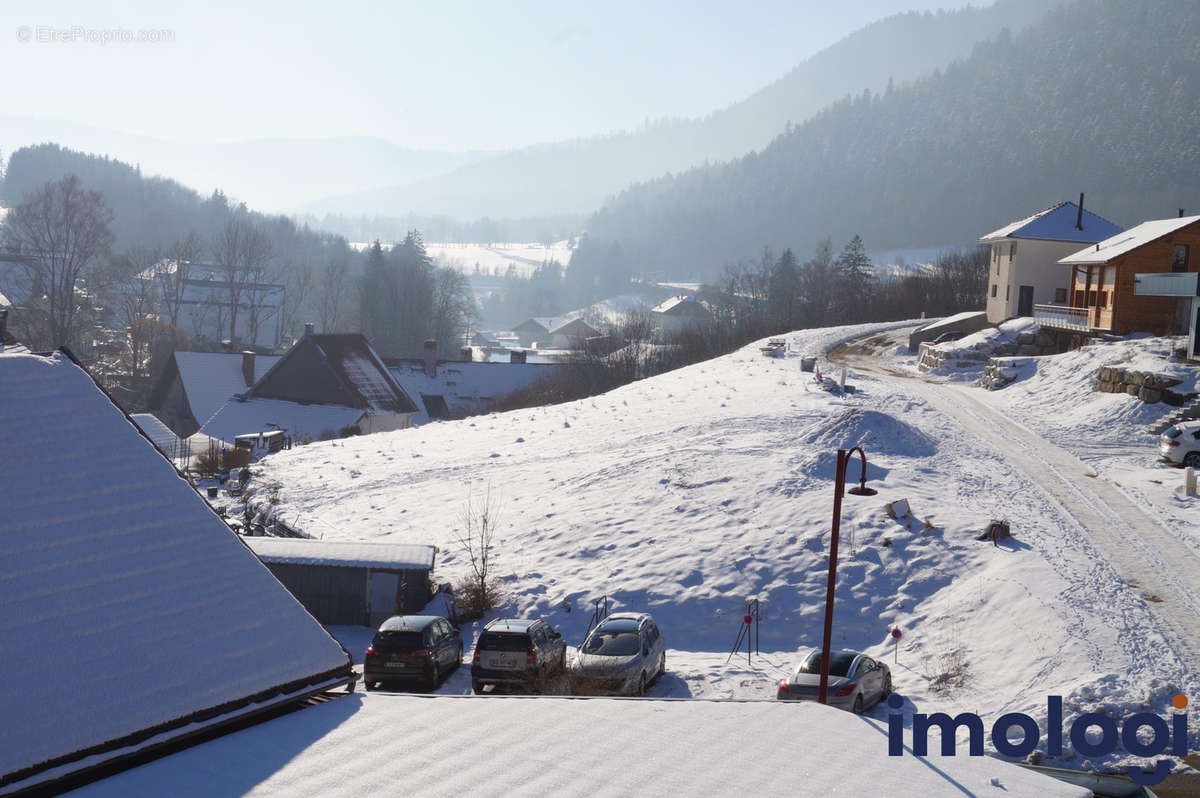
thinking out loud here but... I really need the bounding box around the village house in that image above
[200,330,418,445]
[1043,213,1200,359]
[388,340,564,423]
[148,348,282,436]
[510,316,601,349]
[651,295,714,337]
[980,197,1124,323]
[0,348,353,794]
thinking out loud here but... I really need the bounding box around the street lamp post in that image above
[818,446,876,705]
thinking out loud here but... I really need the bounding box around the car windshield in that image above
[796,650,856,677]
[477,632,530,652]
[583,621,640,656]
[370,631,423,651]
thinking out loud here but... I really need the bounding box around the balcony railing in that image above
[1033,304,1104,332]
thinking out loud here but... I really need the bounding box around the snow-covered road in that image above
[831,334,1200,676]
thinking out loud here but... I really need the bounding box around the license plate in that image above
[487,656,519,669]
[385,662,406,668]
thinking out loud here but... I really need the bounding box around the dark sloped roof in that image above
[250,334,418,414]
[979,201,1124,244]
[0,351,352,793]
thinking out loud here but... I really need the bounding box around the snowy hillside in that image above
[253,320,1196,773]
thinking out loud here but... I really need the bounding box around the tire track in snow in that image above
[835,349,1200,673]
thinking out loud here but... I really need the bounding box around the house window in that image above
[1054,288,1068,304]
[991,284,997,298]
[994,246,1000,275]
[1174,244,1190,273]
[1006,285,1010,301]
[1098,290,1108,308]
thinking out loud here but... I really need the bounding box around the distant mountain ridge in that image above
[311,0,1058,220]
[583,0,1200,279]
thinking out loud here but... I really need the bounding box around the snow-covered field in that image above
[251,319,1196,775]
[427,241,573,277]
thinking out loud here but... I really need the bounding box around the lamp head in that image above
[848,485,877,497]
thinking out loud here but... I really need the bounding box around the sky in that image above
[1,0,960,152]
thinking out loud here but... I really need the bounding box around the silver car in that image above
[776,648,891,713]
[569,612,666,696]
[1160,421,1200,468]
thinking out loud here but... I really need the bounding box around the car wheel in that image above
[852,694,864,715]
[659,652,666,679]
[559,649,567,672]
[364,680,375,692]
[1185,452,1200,468]
[882,673,892,698]
[456,644,463,670]
[430,663,441,690]
[637,673,647,697]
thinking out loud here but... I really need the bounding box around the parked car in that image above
[363,615,462,691]
[471,618,567,694]
[930,330,965,345]
[776,648,891,714]
[569,612,666,696]
[1159,421,1200,468]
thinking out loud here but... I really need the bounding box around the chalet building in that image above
[651,295,715,337]
[148,349,282,436]
[512,317,564,347]
[201,331,418,444]
[0,349,353,794]
[980,198,1124,323]
[1041,214,1200,359]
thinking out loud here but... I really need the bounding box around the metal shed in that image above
[243,538,438,627]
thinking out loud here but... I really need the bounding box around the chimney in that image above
[459,346,473,362]
[423,339,437,378]
[221,339,233,353]
[1076,192,1085,230]
[304,322,314,337]
[1181,208,1187,218]
[510,349,527,364]
[241,350,256,387]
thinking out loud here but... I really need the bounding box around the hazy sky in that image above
[2,0,959,152]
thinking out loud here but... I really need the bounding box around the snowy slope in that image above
[0,353,351,790]
[69,695,1087,798]
[251,320,1194,772]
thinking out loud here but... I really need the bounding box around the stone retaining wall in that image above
[1091,366,1187,405]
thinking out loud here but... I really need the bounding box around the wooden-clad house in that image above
[1039,214,1200,357]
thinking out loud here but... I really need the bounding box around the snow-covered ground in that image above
[246,318,1197,777]
[427,241,573,277]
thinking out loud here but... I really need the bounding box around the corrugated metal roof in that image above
[245,538,437,570]
[1059,215,1200,265]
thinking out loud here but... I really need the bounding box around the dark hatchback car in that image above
[364,615,463,691]
[471,618,567,694]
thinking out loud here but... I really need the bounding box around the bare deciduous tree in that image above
[160,232,201,329]
[2,175,113,349]
[455,483,504,618]
[212,217,274,346]
[316,252,350,332]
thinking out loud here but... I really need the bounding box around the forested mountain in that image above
[584,0,1200,279]
[0,115,486,213]
[309,0,1056,220]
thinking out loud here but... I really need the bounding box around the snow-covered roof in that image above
[651,295,710,315]
[245,538,437,570]
[0,352,352,793]
[174,351,281,427]
[130,412,181,454]
[1059,215,1200,265]
[70,696,1087,798]
[548,317,600,336]
[389,360,563,424]
[513,316,568,333]
[979,201,1123,244]
[201,396,365,445]
[250,334,418,415]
